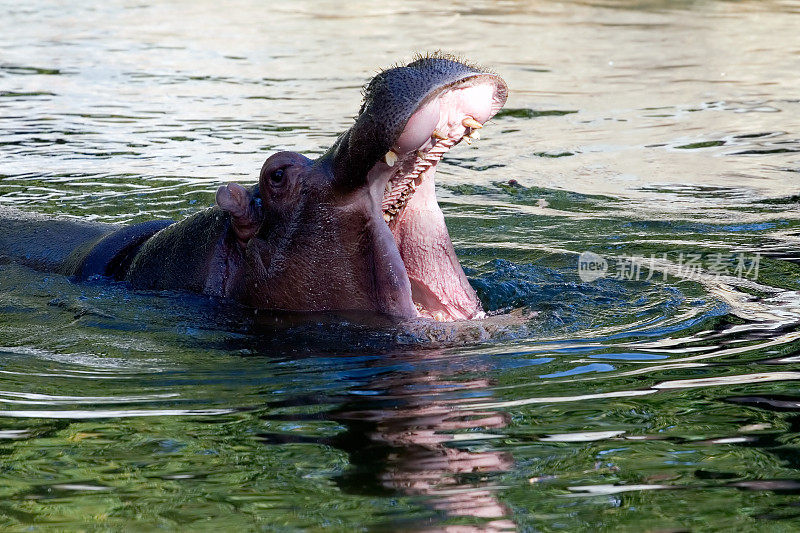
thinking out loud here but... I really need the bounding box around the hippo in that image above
[0,54,508,322]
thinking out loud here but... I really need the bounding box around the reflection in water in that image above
[335,373,515,531]
[261,355,517,531]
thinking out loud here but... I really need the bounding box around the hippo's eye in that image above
[270,167,286,186]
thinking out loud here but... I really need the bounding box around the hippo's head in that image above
[216,54,508,321]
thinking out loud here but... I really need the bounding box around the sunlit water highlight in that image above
[1,0,800,530]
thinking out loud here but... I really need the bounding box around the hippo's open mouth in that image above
[379,80,504,225]
[366,71,508,321]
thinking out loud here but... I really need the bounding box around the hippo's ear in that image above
[216,182,262,244]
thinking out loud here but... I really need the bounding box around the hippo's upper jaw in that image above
[332,55,508,321]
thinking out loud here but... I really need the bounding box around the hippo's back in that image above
[0,207,116,273]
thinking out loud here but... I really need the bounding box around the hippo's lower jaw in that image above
[370,76,506,321]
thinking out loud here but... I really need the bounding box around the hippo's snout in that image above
[323,53,508,321]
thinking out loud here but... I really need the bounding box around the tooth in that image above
[469,130,480,141]
[383,212,391,223]
[462,117,483,129]
[384,150,398,167]
[463,136,472,145]
[432,130,447,140]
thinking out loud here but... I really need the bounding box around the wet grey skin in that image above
[0,55,508,320]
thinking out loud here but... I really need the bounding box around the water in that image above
[1,0,800,530]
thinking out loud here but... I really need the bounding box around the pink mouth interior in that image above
[372,76,506,321]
